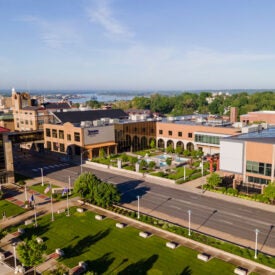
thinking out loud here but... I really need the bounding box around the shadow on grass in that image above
[21,222,51,239]
[63,229,110,258]
[179,265,192,275]
[117,254,158,275]
[86,252,115,274]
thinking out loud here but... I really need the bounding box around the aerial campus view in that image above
[0,1,275,275]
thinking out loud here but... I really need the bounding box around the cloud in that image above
[17,15,81,50]
[86,0,134,39]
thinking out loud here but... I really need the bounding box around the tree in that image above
[263,182,275,203]
[139,159,147,170]
[206,173,222,189]
[175,146,183,155]
[166,144,174,154]
[99,148,105,159]
[130,156,138,167]
[166,158,172,166]
[73,172,121,207]
[17,235,46,275]
[0,189,3,200]
[150,139,156,149]
[148,161,156,169]
[121,153,129,162]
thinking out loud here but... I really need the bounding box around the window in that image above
[247,176,268,185]
[60,143,65,152]
[46,141,51,150]
[67,134,71,141]
[159,130,163,134]
[188,133,193,138]
[168,130,172,136]
[178,131,182,137]
[46,128,51,137]
[53,142,59,151]
[142,128,146,133]
[151,128,154,134]
[126,126,129,132]
[30,121,33,125]
[59,130,64,139]
[134,127,137,133]
[25,120,28,125]
[194,134,220,145]
[246,161,272,176]
[74,132,80,142]
[52,129,57,138]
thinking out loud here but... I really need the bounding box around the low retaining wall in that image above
[84,161,175,185]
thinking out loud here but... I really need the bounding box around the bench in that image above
[95,215,104,220]
[24,219,33,225]
[0,252,5,260]
[77,208,84,213]
[116,223,126,228]
[139,232,150,238]
[17,228,25,234]
[234,267,248,275]
[79,261,87,270]
[197,253,211,262]
[55,248,64,257]
[57,209,65,214]
[166,242,177,249]
[36,237,43,244]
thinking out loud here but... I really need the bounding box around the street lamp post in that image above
[137,195,140,219]
[80,150,88,174]
[254,229,260,259]
[188,210,192,236]
[12,242,17,273]
[40,168,44,186]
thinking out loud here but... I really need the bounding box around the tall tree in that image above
[263,182,275,203]
[206,173,222,189]
[17,235,46,275]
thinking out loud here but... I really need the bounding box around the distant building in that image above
[230,107,238,123]
[240,111,275,125]
[0,127,14,184]
[12,89,71,131]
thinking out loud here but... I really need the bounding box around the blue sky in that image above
[1,0,275,91]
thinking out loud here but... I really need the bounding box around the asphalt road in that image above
[15,152,275,254]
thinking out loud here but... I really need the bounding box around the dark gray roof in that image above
[42,102,71,109]
[53,109,128,124]
[222,127,275,144]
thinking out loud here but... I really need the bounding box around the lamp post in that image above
[12,242,17,273]
[40,168,44,186]
[80,150,88,174]
[137,195,140,219]
[188,210,191,236]
[50,183,54,222]
[254,229,260,259]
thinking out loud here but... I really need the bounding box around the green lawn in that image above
[28,183,59,195]
[0,200,25,217]
[21,208,235,274]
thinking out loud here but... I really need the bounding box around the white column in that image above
[137,195,140,219]
[254,229,260,259]
[188,210,191,236]
[40,168,44,186]
[50,183,54,222]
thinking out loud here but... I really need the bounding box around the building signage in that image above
[88,129,99,136]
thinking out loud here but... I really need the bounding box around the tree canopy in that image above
[206,173,222,189]
[112,91,275,117]
[263,182,275,203]
[17,235,46,274]
[74,172,121,207]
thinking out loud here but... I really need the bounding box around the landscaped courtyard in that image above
[20,207,236,274]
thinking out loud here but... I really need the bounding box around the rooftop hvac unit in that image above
[93,120,103,126]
